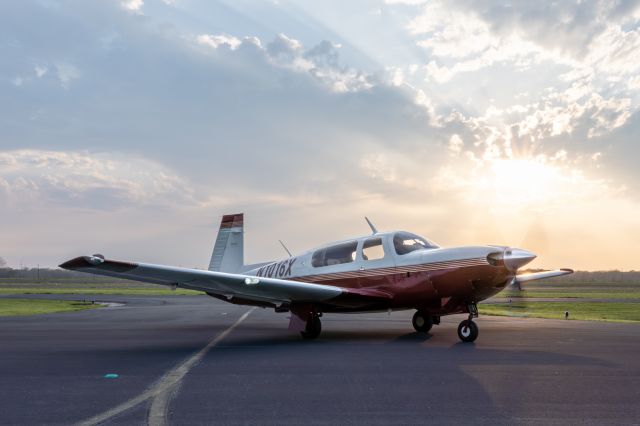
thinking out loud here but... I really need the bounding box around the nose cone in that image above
[504,248,537,271]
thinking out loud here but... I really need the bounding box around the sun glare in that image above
[479,158,572,208]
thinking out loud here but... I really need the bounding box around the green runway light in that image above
[104,373,119,379]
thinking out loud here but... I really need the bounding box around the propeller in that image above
[486,246,537,316]
[489,217,551,318]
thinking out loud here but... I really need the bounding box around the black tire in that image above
[412,310,433,333]
[300,315,322,339]
[457,320,478,342]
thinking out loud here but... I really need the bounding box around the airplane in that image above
[60,213,573,342]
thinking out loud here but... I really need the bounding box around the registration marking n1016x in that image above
[256,258,296,279]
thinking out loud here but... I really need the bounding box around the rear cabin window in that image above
[311,241,358,267]
[362,237,385,261]
[393,232,438,255]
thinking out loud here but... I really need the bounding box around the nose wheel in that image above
[457,320,478,342]
[457,303,479,342]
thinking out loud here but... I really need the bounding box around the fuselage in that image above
[244,231,529,315]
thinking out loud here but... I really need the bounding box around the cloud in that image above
[121,0,143,12]
[304,40,341,68]
[34,66,47,78]
[400,0,640,88]
[466,0,640,60]
[266,33,303,58]
[196,34,242,50]
[0,150,195,210]
[55,62,80,88]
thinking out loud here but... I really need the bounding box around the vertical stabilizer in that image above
[208,213,244,273]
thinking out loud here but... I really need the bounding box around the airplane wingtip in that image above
[58,256,91,270]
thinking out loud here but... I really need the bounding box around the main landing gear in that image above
[457,303,479,343]
[412,310,435,333]
[300,312,322,339]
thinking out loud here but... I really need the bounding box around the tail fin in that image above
[208,213,244,273]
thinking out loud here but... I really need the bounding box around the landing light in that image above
[244,277,260,285]
[86,254,105,265]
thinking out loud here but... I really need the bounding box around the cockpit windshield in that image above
[393,232,439,255]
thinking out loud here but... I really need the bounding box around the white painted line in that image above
[76,308,254,426]
[147,308,254,426]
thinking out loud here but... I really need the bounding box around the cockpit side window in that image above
[362,237,385,261]
[393,232,438,255]
[311,240,358,267]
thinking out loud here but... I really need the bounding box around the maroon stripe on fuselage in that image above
[292,257,488,283]
[294,259,512,314]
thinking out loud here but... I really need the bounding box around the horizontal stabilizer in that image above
[515,268,574,284]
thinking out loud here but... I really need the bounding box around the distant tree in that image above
[0,256,6,268]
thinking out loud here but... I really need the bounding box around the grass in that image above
[494,291,640,299]
[0,298,100,317]
[479,301,640,323]
[494,281,640,300]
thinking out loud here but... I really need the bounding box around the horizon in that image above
[1,0,639,271]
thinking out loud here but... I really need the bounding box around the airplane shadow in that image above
[162,325,615,425]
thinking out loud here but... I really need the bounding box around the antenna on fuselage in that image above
[365,217,378,234]
[278,240,293,258]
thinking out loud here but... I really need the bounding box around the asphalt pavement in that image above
[1,294,639,425]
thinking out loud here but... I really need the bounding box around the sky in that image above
[1,0,640,271]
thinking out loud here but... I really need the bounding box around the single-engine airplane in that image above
[60,213,573,342]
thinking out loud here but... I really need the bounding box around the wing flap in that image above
[515,268,574,284]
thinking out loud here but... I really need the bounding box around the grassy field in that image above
[479,301,640,322]
[483,281,640,322]
[495,291,640,299]
[0,299,99,317]
[496,280,640,299]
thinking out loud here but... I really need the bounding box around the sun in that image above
[487,158,561,206]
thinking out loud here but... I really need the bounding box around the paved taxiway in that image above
[1,294,639,425]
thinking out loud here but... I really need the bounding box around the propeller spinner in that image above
[487,247,537,271]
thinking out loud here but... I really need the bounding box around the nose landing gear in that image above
[457,303,479,343]
[457,320,478,342]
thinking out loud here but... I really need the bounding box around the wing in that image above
[515,268,574,284]
[59,255,391,309]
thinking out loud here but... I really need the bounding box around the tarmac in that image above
[1,294,639,425]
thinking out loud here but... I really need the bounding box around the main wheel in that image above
[300,314,322,339]
[457,320,478,342]
[412,310,433,333]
